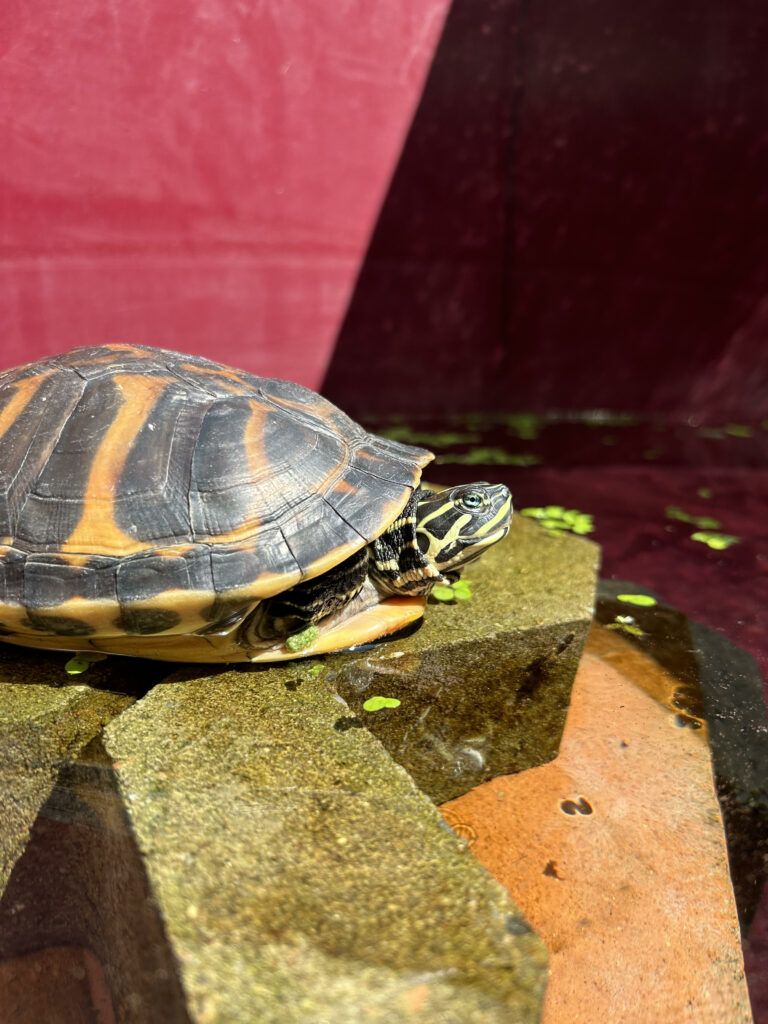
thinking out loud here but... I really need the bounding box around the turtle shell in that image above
[0,344,432,653]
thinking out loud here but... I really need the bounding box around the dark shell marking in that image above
[0,345,432,639]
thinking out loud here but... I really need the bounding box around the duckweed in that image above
[691,531,740,551]
[520,506,594,537]
[666,506,720,529]
[379,426,481,448]
[286,625,320,652]
[436,448,541,466]
[432,579,473,602]
[616,593,657,607]
[362,696,402,712]
[64,652,108,675]
[606,622,646,637]
[503,414,542,440]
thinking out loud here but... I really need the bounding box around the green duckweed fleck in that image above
[64,652,107,675]
[378,426,481,448]
[503,414,542,440]
[436,448,541,466]
[616,594,657,607]
[665,506,721,529]
[432,579,473,603]
[606,622,646,637]
[65,657,91,675]
[286,625,320,652]
[520,507,594,536]
[363,696,402,712]
[691,531,740,551]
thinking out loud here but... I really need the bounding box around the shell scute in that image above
[208,529,301,598]
[115,546,214,605]
[0,371,85,539]
[22,554,117,608]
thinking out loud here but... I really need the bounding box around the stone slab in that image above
[597,579,768,931]
[441,626,752,1023]
[326,514,599,803]
[104,664,548,1024]
[0,644,132,890]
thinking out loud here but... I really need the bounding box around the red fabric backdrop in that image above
[0,0,450,388]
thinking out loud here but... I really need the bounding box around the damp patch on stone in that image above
[333,716,363,732]
[560,797,594,816]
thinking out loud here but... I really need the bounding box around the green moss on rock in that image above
[104,669,547,1023]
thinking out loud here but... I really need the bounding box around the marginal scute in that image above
[23,611,96,636]
[115,547,214,604]
[0,546,26,605]
[22,554,117,608]
[114,607,182,635]
[201,596,255,623]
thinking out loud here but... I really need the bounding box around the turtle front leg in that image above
[241,547,369,645]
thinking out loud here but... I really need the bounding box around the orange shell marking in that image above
[0,373,50,440]
[61,375,172,556]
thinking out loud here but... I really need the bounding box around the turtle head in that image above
[415,482,513,582]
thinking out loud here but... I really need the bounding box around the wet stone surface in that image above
[441,630,753,1024]
[0,645,131,890]
[325,514,599,803]
[595,579,768,931]
[103,666,547,1024]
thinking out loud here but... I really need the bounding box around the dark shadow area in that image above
[324,0,768,419]
[0,736,192,1024]
[0,641,175,701]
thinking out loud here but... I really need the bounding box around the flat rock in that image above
[104,665,548,1024]
[326,514,599,802]
[442,627,752,1023]
[0,645,131,890]
[597,579,768,930]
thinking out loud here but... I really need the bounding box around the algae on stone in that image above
[326,514,599,803]
[0,644,131,891]
[104,666,548,1024]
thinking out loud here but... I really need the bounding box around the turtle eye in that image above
[458,490,486,512]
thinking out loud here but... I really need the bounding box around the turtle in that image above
[0,344,513,663]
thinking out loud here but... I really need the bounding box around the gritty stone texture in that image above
[326,514,599,802]
[104,666,548,1024]
[0,644,131,890]
[442,628,753,1024]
